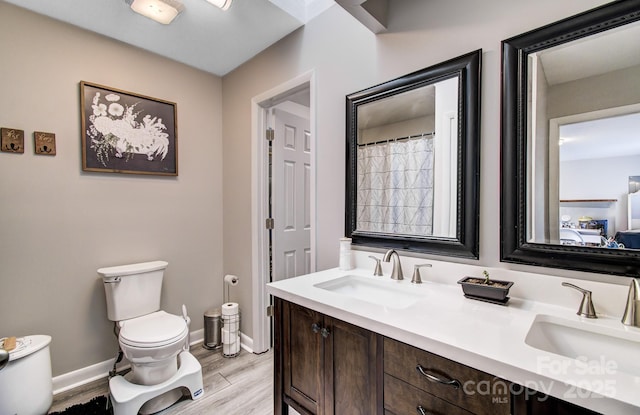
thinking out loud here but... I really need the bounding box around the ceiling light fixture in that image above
[126,0,184,24]
[206,0,233,11]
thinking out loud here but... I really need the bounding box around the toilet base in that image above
[109,351,204,415]
[139,387,183,414]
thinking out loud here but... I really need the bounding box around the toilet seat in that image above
[119,311,187,348]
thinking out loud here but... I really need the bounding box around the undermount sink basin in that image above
[313,274,425,309]
[525,314,640,377]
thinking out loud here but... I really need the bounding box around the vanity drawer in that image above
[384,337,509,415]
[385,374,474,415]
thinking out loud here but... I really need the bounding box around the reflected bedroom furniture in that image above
[559,228,585,245]
[574,228,602,245]
[615,231,640,249]
[629,192,640,230]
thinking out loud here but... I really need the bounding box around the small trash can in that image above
[0,335,53,415]
[203,308,222,350]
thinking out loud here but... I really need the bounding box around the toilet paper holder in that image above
[224,274,239,305]
[221,303,240,358]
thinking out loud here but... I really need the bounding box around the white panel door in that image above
[272,108,311,281]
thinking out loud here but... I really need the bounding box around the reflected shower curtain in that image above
[357,136,434,235]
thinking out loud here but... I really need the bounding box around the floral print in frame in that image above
[80,81,178,175]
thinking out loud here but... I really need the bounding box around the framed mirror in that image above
[501,0,640,276]
[346,50,481,259]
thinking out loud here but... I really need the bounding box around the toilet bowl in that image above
[119,311,188,384]
[0,335,53,415]
[99,261,204,414]
[114,313,199,415]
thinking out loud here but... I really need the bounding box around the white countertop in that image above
[267,267,640,414]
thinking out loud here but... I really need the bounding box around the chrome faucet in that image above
[562,282,597,319]
[621,278,640,327]
[383,249,404,280]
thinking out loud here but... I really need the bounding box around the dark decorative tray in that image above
[458,276,514,302]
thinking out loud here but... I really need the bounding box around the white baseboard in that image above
[52,329,252,395]
[240,331,253,354]
[190,328,204,345]
[52,357,123,395]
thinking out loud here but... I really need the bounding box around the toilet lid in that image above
[119,311,188,348]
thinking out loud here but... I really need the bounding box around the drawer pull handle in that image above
[320,327,331,338]
[416,405,432,415]
[311,323,321,334]
[416,365,461,389]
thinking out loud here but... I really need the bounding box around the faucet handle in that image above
[621,278,640,327]
[562,282,597,319]
[411,263,432,284]
[368,256,383,277]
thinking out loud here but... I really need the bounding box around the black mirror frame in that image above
[346,50,481,259]
[501,0,640,276]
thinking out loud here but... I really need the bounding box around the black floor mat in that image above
[49,395,112,415]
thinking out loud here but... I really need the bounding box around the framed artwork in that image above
[34,131,56,155]
[80,81,178,176]
[1,128,25,153]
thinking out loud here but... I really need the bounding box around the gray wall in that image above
[222,0,613,338]
[548,65,640,119]
[0,0,620,379]
[0,2,224,376]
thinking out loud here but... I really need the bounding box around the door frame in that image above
[251,70,317,353]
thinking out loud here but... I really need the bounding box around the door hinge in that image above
[266,305,274,317]
[266,218,274,229]
[266,128,274,141]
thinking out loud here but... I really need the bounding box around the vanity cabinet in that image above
[274,298,382,415]
[274,299,603,415]
[384,337,510,415]
[512,388,602,415]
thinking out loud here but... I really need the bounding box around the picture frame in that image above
[80,81,178,176]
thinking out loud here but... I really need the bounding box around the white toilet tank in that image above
[99,261,168,321]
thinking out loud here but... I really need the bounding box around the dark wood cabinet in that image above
[282,300,323,414]
[384,337,510,415]
[273,297,604,415]
[384,374,476,415]
[512,388,602,415]
[274,298,382,415]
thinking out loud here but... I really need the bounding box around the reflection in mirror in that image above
[356,78,458,238]
[501,1,640,275]
[346,50,481,259]
[526,19,640,249]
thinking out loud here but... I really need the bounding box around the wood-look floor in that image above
[48,343,287,415]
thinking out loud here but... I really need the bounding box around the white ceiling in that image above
[539,20,640,86]
[540,20,640,163]
[560,111,640,162]
[3,0,334,76]
[358,84,436,130]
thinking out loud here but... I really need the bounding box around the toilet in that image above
[99,261,204,415]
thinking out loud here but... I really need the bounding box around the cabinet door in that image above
[324,316,383,415]
[283,301,324,414]
[512,388,602,415]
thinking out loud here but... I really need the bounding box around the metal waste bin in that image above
[203,308,222,350]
